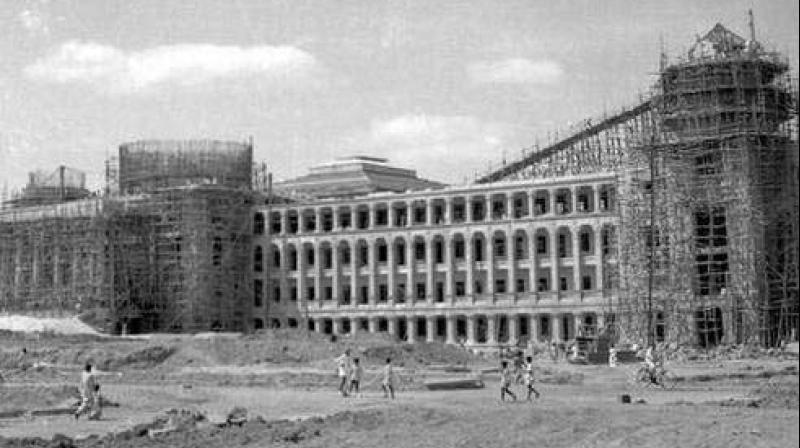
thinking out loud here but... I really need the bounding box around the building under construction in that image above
[0,140,256,333]
[0,21,797,346]
[479,22,798,347]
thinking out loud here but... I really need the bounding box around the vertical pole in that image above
[647,136,656,348]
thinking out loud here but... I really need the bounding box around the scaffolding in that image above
[617,23,799,347]
[0,140,256,334]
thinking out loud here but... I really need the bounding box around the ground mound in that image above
[0,384,79,413]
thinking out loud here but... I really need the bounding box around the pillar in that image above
[550,226,559,295]
[406,239,415,302]
[388,316,397,336]
[466,315,476,345]
[387,238,396,305]
[572,227,582,295]
[445,236,454,302]
[349,239,358,306]
[332,242,340,304]
[575,313,584,338]
[368,240,377,305]
[530,315,540,343]
[426,315,436,343]
[315,208,322,234]
[368,316,378,333]
[465,233,474,296]
[425,236,434,304]
[446,315,457,344]
[595,225,605,291]
[552,313,562,342]
[508,314,518,346]
[351,317,359,335]
[407,317,417,343]
[487,314,497,345]
[508,230,517,296]
[332,318,343,335]
[314,245,323,306]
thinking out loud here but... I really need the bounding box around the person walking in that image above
[74,363,96,420]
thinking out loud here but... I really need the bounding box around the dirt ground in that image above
[1,330,798,447]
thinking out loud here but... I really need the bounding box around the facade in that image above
[254,173,619,346]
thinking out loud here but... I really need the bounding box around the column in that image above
[351,207,358,231]
[426,199,433,226]
[487,314,497,345]
[282,210,289,235]
[552,313,562,342]
[387,238,396,305]
[368,203,376,229]
[426,315,436,343]
[368,316,378,333]
[388,316,397,336]
[550,226,559,296]
[279,243,289,306]
[445,236,454,302]
[351,317,359,335]
[349,239,358,306]
[446,315,457,344]
[528,192,536,218]
[314,245,323,306]
[406,238,415,303]
[297,245,307,309]
[573,227,582,295]
[507,194,514,220]
[315,208,322,234]
[528,226,537,298]
[425,236,434,304]
[530,315,540,343]
[389,204,396,229]
[574,313,583,337]
[332,242,340,305]
[595,225,605,291]
[407,316,417,343]
[465,233,474,297]
[571,187,578,215]
[487,234,495,298]
[596,313,605,333]
[332,318,342,335]
[466,315,476,345]
[333,207,340,230]
[594,185,602,213]
[466,197,474,222]
[444,197,452,224]
[508,314,519,346]
[406,200,414,228]
[508,229,517,297]
[368,240,377,305]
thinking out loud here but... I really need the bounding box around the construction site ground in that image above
[1,329,797,447]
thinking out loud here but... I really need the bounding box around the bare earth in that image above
[1,363,798,447]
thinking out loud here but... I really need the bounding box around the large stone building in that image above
[255,168,619,346]
[0,22,796,347]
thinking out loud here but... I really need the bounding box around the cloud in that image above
[24,41,319,94]
[468,58,563,84]
[353,114,514,184]
[18,9,49,35]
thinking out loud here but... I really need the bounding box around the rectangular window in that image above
[307,287,315,300]
[560,277,568,291]
[495,279,506,293]
[273,287,281,302]
[580,232,591,253]
[378,245,388,262]
[342,285,351,303]
[397,246,406,265]
[291,287,297,301]
[455,281,465,296]
[582,276,592,290]
[396,283,406,301]
[324,286,332,300]
[379,284,388,301]
[516,278,525,293]
[360,286,368,303]
[416,283,426,299]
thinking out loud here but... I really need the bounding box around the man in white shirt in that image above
[334,349,352,397]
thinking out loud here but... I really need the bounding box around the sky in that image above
[1,0,798,193]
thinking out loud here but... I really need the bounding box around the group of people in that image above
[334,349,396,399]
[499,356,541,402]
